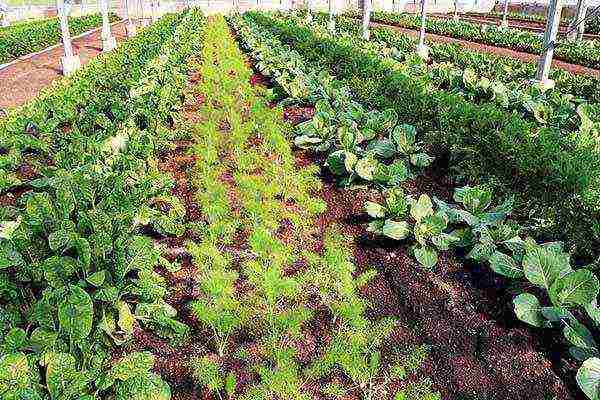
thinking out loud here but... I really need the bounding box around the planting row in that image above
[0,10,204,399]
[332,13,600,103]
[0,13,118,64]
[253,11,600,261]
[233,12,600,399]
[477,10,600,34]
[358,10,600,69]
[174,17,439,398]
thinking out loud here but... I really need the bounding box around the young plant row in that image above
[232,12,600,400]
[0,10,205,399]
[476,10,600,35]
[0,13,119,64]
[0,12,180,192]
[184,16,439,399]
[248,11,600,261]
[307,11,592,134]
[235,15,434,190]
[357,10,600,69]
[332,13,600,104]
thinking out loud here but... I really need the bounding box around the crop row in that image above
[332,13,600,103]
[251,11,600,260]
[358,10,600,69]
[186,15,440,399]
[478,10,600,34]
[0,10,205,399]
[0,13,119,64]
[233,12,600,399]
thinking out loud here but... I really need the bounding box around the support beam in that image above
[124,0,136,37]
[568,0,586,41]
[0,4,9,27]
[361,0,371,40]
[453,0,459,22]
[57,0,81,76]
[501,0,509,29]
[416,0,429,58]
[100,0,116,51]
[534,0,562,89]
[328,0,335,32]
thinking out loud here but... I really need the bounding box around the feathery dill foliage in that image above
[186,16,437,399]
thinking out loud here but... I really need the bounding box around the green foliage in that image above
[0,9,206,399]
[0,13,118,64]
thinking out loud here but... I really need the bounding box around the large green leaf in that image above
[488,251,523,279]
[382,220,410,241]
[549,269,599,307]
[577,357,600,400]
[513,293,548,328]
[58,286,93,342]
[522,243,572,290]
[409,194,433,223]
[413,246,438,269]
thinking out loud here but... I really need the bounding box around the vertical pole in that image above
[362,0,371,39]
[416,0,428,58]
[100,0,116,51]
[0,7,9,27]
[306,0,312,22]
[125,0,136,36]
[568,0,586,40]
[328,0,335,32]
[453,0,458,21]
[534,0,561,88]
[57,0,80,76]
[501,0,509,28]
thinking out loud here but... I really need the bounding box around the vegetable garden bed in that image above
[2,8,600,400]
[0,13,119,64]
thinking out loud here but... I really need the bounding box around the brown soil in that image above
[0,21,128,111]
[370,19,600,77]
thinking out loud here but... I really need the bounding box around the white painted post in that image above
[453,0,459,22]
[0,3,10,27]
[100,0,116,51]
[57,0,81,76]
[416,0,429,58]
[362,0,371,39]
[534,0,561,89]
[124,0,136,37]
[328,0,335,32]
[568,0,586,40]
[501,0,509,28]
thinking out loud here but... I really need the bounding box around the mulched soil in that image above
[370,19,600,77]
[0,22,128,110]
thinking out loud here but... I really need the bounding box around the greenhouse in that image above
[1,0,600,398]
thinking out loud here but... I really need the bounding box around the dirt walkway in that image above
[0,21,127,111]
[372,20,600,77]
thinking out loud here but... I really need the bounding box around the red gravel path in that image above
[0,21,127,111]
[372,20,600,77]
